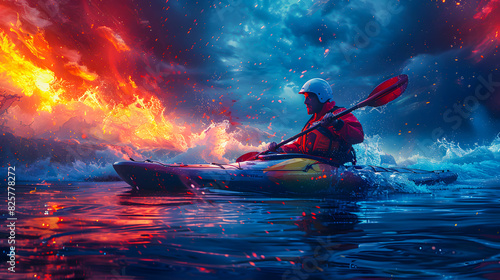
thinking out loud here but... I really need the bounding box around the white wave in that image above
[400,134,500,181]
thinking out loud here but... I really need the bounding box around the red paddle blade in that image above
[364,74,408,107]
[236,151,260,162]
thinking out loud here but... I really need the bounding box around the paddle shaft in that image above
[275,80,404,150]
[275,109,348,150]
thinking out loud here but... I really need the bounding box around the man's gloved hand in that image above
[267,142,283,152]
[319,112,344,130]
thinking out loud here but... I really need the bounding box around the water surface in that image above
[1,179,500,279]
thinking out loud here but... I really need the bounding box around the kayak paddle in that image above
[236,74,408,162]
[236,151,261,163]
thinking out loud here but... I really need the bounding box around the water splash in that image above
[354,135,388,166]
[401,134,500,181]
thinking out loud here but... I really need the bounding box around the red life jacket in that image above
[283,102,364,165]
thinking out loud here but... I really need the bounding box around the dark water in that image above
[1,179,500,280]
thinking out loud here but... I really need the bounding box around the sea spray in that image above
[403,134,500,181]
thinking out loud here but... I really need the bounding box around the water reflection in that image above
[1,181,499,279]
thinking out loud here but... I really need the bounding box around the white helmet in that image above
[299,78,333,103]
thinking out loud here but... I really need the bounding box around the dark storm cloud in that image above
[356,0,478,72]
[139,1,214,65]
[284,11,347,47]
[135,0,498,145]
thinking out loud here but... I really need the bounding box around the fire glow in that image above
[471,0,500,61]
[0,1,270,164]
[0,22,187,150]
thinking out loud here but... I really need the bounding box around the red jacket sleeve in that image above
[331,108,364,145]
[281,140,301,153]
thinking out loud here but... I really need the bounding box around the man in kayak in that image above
[268,78,364,164]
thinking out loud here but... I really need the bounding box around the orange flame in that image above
[0,22,188,151]
[0,7,268,163]
[0,30,62,112]
[96,26,131,52]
